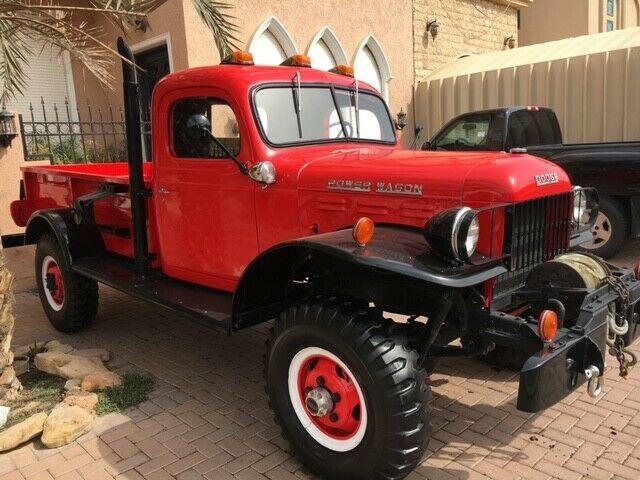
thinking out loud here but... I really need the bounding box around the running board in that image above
[72,253,233,333]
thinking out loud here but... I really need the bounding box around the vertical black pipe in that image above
[118,37,149,279]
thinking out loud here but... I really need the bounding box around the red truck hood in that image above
[294,148,572,236]
[296,148,572,204]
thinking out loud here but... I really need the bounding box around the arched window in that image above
[248,16,297,65]
[353,35,392,102]
[307,27,348,71]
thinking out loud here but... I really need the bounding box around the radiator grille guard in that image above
[494,192,573,298]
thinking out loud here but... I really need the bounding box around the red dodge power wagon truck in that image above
[9,40,640,479]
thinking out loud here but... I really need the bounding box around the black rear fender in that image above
[25,209,104,267]
[231,226,507,331]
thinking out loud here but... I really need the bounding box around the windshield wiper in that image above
[353,79,360,138]
[292,72,303,139]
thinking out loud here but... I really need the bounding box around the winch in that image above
[526,252,637,383]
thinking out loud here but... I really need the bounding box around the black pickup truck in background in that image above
[422,107,640,258]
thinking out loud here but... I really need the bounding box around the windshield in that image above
[253,85,396,146]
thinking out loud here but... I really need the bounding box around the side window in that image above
[433,114,500,151]
[505,111,560,150]
[172,97,240,158]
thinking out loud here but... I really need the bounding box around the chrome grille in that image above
[495,192,572,297]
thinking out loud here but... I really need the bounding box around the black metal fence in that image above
[19,98,129,164]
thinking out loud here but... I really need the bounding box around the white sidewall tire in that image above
[287,346,367,452]
[41,255,64,312]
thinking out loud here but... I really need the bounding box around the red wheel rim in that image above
[44,259,65,306]
[297,354,363,440]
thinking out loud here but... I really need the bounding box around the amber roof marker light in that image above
[280,54,312,68]
[353,217,375,247]
[329,65,355,77]
[221,51,254,65]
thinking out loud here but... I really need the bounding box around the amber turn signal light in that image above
[538,309,558,342]
[353,217,375,247]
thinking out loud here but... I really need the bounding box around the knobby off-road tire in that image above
[265,298,432,480]
[35,234,98,332]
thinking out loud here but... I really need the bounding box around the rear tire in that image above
[576,195,628,259]
[35,234,98,332]
[265,298,431,480]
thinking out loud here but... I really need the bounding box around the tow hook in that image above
[584,365,604,398]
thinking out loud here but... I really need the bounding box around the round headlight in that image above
[424,207,480,263]
[573,188,587,225]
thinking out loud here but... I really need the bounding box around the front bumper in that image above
[517,267,640,412]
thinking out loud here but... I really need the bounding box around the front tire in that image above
[35,234,98,332]
[265,298,431,480]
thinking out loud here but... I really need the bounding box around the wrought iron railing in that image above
[19,97,133,164]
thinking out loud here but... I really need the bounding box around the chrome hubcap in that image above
[305,387,334,417]
[583,211,612,249]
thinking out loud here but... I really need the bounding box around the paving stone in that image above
[4,245,640,480]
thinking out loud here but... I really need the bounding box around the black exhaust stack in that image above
[118,37,149,279]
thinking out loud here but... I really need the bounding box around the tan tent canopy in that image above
[416,27,640,144]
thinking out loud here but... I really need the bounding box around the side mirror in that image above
[185,114,211,140]
[249,161,276,186]
[421,141,432,151]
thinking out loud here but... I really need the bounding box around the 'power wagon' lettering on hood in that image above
[327,179,423,196]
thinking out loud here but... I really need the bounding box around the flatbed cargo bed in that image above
[21,162,153,187]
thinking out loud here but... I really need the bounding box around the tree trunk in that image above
[0,241,20,398]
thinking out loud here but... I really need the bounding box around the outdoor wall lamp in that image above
[0,109,18,148]
[396,108,408,131]
[427,20,440,39]
[504,35,516,49]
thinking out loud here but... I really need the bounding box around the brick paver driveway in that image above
[2,243,640,480]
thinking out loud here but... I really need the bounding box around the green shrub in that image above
[95,373,155,416]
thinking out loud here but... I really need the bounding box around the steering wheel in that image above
[455,138,473,147]
[330,120,354,138]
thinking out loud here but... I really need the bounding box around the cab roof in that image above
[155,64,380,98]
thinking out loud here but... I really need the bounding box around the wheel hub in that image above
[42,256,65,308]
[305,387,334,417]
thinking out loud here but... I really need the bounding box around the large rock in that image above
[63,391,98,413]
[73,348,110,362]
[0,412,47,452]
[0,366,15,385]
[81,371,122,392]
[64,379,81,392]
[45,340,74,354]
[41,405,93,448]
[34,352,107,380]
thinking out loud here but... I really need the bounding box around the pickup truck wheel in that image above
[35,234,98,332]
[265,299,431,480]
[577,196,628,259]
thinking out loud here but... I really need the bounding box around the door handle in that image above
[157,187,170,195]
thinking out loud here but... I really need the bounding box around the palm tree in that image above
[0,0,238,397]
[0,0,239,103]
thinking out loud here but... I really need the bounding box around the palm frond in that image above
[190,0,239,58]
[0,0,239,104]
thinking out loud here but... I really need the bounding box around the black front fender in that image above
[25,209,104,266]
[232,226,506,330]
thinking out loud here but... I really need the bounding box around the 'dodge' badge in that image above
[535,173,559,186]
